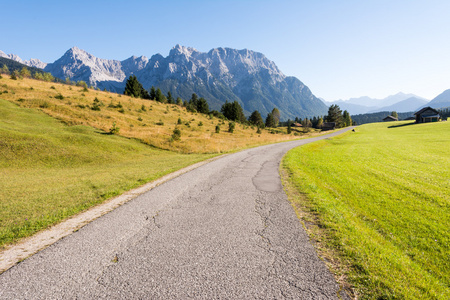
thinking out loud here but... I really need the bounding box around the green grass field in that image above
[0,99,215,248]
[282,121,449,299]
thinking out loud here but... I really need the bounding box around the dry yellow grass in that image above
[0,77,323,153]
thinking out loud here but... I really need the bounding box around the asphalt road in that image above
[0,128,353,299]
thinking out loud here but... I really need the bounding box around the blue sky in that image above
[3,0,450,101]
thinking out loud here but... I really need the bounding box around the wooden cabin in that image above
[414,107,440,123]
[383,115,398,122]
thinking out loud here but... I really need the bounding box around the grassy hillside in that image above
[0,77,318,154]
[0,76,326,248]
[0,98,217,248]
[282,121,450,299]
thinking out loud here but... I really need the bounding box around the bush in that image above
[156,120,164,126]
[256,127,262,134]
[137,117,143,121]
[198,121,203,126]
[109,122,120,134]
[172,128,181,141]
[177,118,182,125]
[215,125,220,133]
[228,122,235,133]
[55,93,64,100]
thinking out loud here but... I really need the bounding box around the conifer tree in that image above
[248,110,264,128]
[124,75,146,98]
[149,86,156,100]
[326,104,343,127]
[265,112,276,128]
[196,97,209,114]
[167,91,174,104]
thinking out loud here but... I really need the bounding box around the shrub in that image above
[91,98,101,111]
[50,86,56,90]
[40,101,49,108]
[177,118,182,125]
[141,104,146,112]
[172,128,181,141]
[118,108,125,114]
[156,120,164,126]
[198,121,203,127]
[215,125,220,133]
[228,122,235,133]
[256,127,262,134]
[137,117,143,121]
[109,122,120,134]
[55,93,64,100]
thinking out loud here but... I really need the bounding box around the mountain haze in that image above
[7,45,327,119]
[326,92,429,115]
[425,89,450,109]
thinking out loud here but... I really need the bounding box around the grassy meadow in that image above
[0,98,217,248]
[282,121,450,299]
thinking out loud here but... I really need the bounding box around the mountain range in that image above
[324,93,430,115]
[1,46,328,120]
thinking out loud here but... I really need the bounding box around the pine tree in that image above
[123,75,146,98]
[149,86,156,100]
[326,104,343,127]
[155,88,166,102]
[167,91,174,104]
[265,113,276,128]
[196,97,210,114]
[248,110,264,128]
[221,101,246,123]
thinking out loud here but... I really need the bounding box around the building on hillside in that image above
[322,122,336,130]
[383,115,398,122]
[414,107,440,123]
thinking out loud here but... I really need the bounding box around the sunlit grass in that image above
[0,99,215,248]
[0,77,320,154]
[282,121,450,299]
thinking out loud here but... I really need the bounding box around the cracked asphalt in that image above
[0,128,353,299]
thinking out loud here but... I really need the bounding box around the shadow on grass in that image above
[388,122,416,128]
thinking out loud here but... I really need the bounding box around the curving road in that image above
[0,128,353,299]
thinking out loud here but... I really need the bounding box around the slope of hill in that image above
[0,97,214,248]
[0,76,318,154]
[426,89,450,109]
[369,97,428,113]
[30,45,328,119]
[327,93,428,115]
[0,57,53,79]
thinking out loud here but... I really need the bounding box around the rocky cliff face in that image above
[1,45,328,119]
[131,45,327,118]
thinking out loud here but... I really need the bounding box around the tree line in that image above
[123,75,287,130]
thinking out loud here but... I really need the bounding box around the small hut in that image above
[383,115,398,122]
[414,107,440,123]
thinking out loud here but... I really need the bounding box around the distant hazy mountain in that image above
[0,50,47,69]
[13,45,327,119]
[369,97,428,113]
[327,92,428,115]
[426,89,450,109]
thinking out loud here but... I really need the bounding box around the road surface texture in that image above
[0,128,353,299]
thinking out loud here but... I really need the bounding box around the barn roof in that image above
[414,106,439,115]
